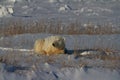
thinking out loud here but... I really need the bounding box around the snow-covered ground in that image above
[0,0,120,25]
[0,33,120,52]
[0,33,120,80]
[0,0,120,80]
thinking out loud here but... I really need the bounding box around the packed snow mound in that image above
[0,5,14,17]
[48,0,58,3]
[58,4,71,12]
[0,0,15,17]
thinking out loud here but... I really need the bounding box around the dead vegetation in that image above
[0,19,120,36]
[0,50,120,70]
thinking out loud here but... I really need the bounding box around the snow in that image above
[48,0,58,3]
[0,0,15,17]
[0,0,120,25]
[0,33,120,51]
[0,47,33,52]
[0,0,120,80]
[59,4,71,12]
[58,68,120,80]
[0,33,120,80]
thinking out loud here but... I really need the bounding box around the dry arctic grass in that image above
[0,19,120,36]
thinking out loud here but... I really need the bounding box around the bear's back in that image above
[34,39,45,54]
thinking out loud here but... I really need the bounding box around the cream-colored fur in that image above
[34,36,65,56]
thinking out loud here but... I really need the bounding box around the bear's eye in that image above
[52,41,59,48]
[52,43,55,47]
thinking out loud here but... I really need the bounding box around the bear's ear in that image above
[43,39,45,42]
[41,39,45,43]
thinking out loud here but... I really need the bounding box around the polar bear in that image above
[34,36,65,56]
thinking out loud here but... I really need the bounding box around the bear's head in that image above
[52,36,65,50]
